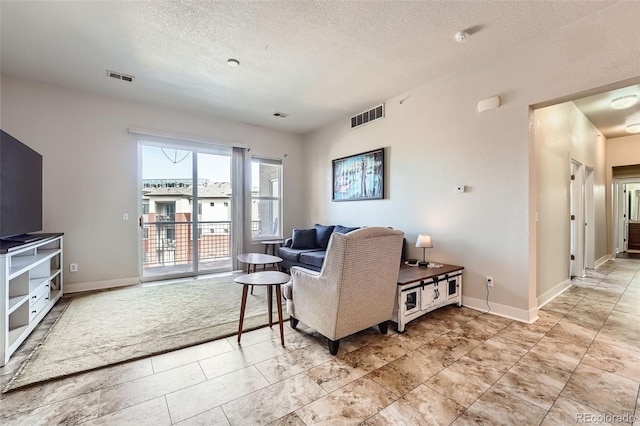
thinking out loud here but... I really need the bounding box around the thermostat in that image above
[454,185,466,193]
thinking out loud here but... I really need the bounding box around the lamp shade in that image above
[415,234,433,248]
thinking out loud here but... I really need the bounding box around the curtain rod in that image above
[128,127,248,149]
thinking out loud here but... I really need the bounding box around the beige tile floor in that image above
[1,258,639,425]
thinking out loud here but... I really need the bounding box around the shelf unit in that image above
[1,234,63,366]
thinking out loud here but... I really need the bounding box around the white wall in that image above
[607,135,640,167]
[0,75,305,289]
[302,2,640,321]
[534,102,607,304]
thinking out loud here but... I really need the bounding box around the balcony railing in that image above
[142,220,262,271]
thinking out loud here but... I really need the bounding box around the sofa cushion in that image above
[278,247,323,263]
[334,225,360,234]
[291,228,317,249]
[299,250,326,269]
[314,224,335,249]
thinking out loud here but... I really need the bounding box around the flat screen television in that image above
[0,129,43,242]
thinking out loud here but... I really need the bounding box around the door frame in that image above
[613,176,640,255]
[569,160,596,277]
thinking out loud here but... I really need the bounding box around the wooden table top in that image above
[234,271,291,286]
[237,253,283,264]
[397,263,464,285]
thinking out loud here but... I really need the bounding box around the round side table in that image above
[261,239,285,256]
[237,253,282,273]
[237,253,283,294]
[234,271,291,346]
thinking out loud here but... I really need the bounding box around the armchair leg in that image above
[378,321,389,334]
[328,339,340,355]
[290,317,299,329]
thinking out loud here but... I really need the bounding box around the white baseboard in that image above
[65,277,140,294]
[595,254,613,268]
[462,296,538,323]
[536,279,571,309]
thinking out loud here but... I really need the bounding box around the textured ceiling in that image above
[0,0,626,134]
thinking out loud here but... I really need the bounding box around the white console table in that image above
[0,234,63,366]
[392,263,463,332]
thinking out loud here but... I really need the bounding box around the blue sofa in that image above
[278,224,406,272]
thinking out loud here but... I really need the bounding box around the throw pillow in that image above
[291,228,317,249]
[334,225,360,234]
[314,224,335,249]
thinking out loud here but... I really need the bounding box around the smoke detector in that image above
[455,30,471,43]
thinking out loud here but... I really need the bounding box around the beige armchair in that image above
[282,227,404,355]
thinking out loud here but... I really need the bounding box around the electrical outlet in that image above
[70,263,78,272]
[486,276,494,287]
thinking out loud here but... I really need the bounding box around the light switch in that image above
[122,213,129,221]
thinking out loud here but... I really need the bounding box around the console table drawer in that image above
[29,281,50,306]
[29,296,48,321]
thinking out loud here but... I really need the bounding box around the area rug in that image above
[4,273,288,392]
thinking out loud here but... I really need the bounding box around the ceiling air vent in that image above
[273,111,289,118]
[351,104,384,129]
[107,70,135,82]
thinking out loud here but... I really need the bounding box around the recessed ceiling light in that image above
[611,94,638,109]
[227,59,240,67]
[627,123,640,134]
[454,30,471,43]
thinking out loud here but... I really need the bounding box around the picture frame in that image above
[332,148,385,201]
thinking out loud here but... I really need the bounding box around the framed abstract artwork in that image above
[332,148,385,201]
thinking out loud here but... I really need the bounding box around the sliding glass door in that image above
[140,142,234,280]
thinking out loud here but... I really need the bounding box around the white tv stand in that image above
[0,234,63,366]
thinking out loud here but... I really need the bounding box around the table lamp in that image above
[415,234,433,267]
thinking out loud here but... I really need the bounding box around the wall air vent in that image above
[273,111,289,118]
[351,104,384,129]
[107,70,135,82]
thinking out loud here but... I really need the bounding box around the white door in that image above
[570,160,585,278]
[623,184,629,252]
[615,180,625,254]
[570,161,578,278]
[584,167,595,269]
